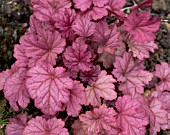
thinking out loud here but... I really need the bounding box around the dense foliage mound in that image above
[0,0,169,135]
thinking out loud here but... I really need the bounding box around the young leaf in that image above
[0,69,12,91]
[85,70,117,106]
[112,52,153,96]
[80,65,101,85]
[63,38,92,72]
[23,116,69,135]
[92,21,121,54]
[124,11,160,43]
[6,114,28,135]
[72,16,95,37]
[54,9,77,40]
[116,95,149,135]
[4,68,30,111]
[153,62,170,91]
[26,61,73,115]
[66,81,86,117]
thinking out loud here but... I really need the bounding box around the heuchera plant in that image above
[0,0,169,134]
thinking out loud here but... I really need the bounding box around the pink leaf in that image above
[85,70,117,106]
[154,62,170,91]
[89,7,108,20]
[4,68,30,111]
[72,16,95,37]
[13,44,29,68]
[80,65,101,84]
[112,52,153,96]
[79,104,118,135]
[116,95,149,135]
[149,98,168,135]
[63,38,92,72]
[23,116,69,135]
[124,11,161,43]
[73,0,92,11]
[92,0,108,7]
[6,113,28,135]
[26,61,73,115]
[21,29,66,67]
[31,0,71,22]
[72,120,87,135]
[0,69,12,91]
[128,39,158,60]
[54,9,77,40]
[93,21,121,54]
[66,81,86,117]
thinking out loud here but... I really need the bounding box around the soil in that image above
[0,0,170,134]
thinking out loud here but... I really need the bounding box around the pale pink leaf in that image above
[112,52,153,96]
[128,39,158,60]
[13,44,29,68]
[85,70,117,106]
[116,95,149,135]
[149,98,168,135]
[79,104,118,135]
[93,21,121,54]
[26,61,73,115]
[23,116,69,135]
[6,113,28,135]
[124,11,161,43]
[154,62,170,91]
[66,81,86,117]
[72,16,95,37]
[63,38,92,72]
[4,68,30,111]
[92,0,108,7]
[80,65,101,84]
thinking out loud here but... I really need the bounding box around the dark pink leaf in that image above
[6,113,28,135]
[54,9,77,40]
[72,16,95,37]
[92,21,121,54]
[116,95,149,135]
[153,62,170,91]
[66,81,86,117]
[23,116,69,135]
[63,38,92,72]
[13,44,29,68]
[0,69,12,91]
[31,0,71,22]
[26,61,73,115]
[80,65,101,84]
[128,39,158,60]
[21,29,66,67]
[112,52,153,96]
[4,68,30,111]
[132,0,154,11]
[79,104,118,135]
[124,11,161,43]
[85,70,117,106]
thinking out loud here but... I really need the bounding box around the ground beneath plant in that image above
[0,0,170,134]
